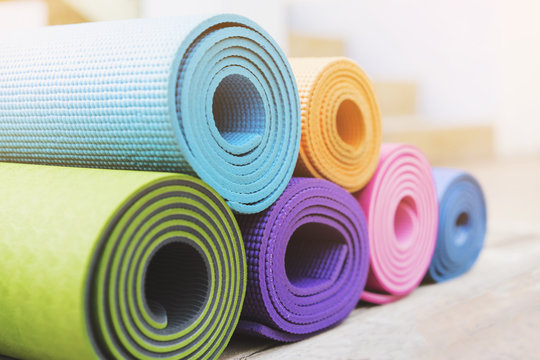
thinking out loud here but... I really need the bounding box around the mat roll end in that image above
[236,177,370,341]
[172,14,301,214]
[356,143,438,304]
[88,175,246,360]
[427,167,487,283]
[290,57,382,192]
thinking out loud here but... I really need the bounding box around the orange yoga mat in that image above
[290,57,382,192]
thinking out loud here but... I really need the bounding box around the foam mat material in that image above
[427,168,487,282]
[355,144,438,304]
[235,178,369,341]
[0,163,245,360]
[290,57,381,192]
[0,15,301,214]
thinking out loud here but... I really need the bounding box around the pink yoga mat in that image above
[355,143,438,304]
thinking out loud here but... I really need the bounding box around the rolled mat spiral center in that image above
[427,167,487,282]
[290,57,381,192]
[355,144,438,304]
[0,163,245,360]
[235,178,370,341]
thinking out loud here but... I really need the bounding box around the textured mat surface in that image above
[235,178,369,341]
[0,163,245,360]
[355,144,438,304]
[290,57,381,192]
[427,168,487,282]
[0,15,300,214]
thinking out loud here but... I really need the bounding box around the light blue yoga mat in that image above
[427,168,487,282]
[0,14,301,214]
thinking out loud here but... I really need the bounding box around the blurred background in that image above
[1,0,539,164]
[1,3,538,358]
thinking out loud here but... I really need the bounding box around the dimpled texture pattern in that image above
[290,57,381,192]
[427,168,487,282]
[355,144,438,304]
[235,178,370,341]
[0,163,245,360]
[0,15,301,214]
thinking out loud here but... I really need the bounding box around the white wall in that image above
[0,0,48,29]
[62,0,138,21]
[494,0,540,156]
[140,0,288,51]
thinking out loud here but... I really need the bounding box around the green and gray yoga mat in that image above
[0,163,246,360]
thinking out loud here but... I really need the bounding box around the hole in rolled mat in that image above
[454,212,470,246]
[285,223,347,288]
[144,241,209,332]
[394,196,417,243]
[212,74,266,147]
[456,212,469,228]
[336,99,364,148]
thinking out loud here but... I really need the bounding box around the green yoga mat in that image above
[0,163,246,360]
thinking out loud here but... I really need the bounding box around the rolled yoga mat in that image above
[355,144,438,304]
[426,168,487,282]
[235,178,370,341]
[0,163,245,360]
[290,57,382,192]
[0,15,301,214]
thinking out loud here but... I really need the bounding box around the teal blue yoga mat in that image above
[0,15,301,214]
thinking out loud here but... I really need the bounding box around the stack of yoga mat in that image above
[0,14,487,360]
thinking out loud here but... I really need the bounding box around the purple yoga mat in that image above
[235,178,369,341]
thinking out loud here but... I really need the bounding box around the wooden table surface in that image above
[220,156,540,360]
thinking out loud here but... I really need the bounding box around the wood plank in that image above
[373,81,417,117]
[46,0,89,25]
[382,117,494,164]
[288,33,345,57]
